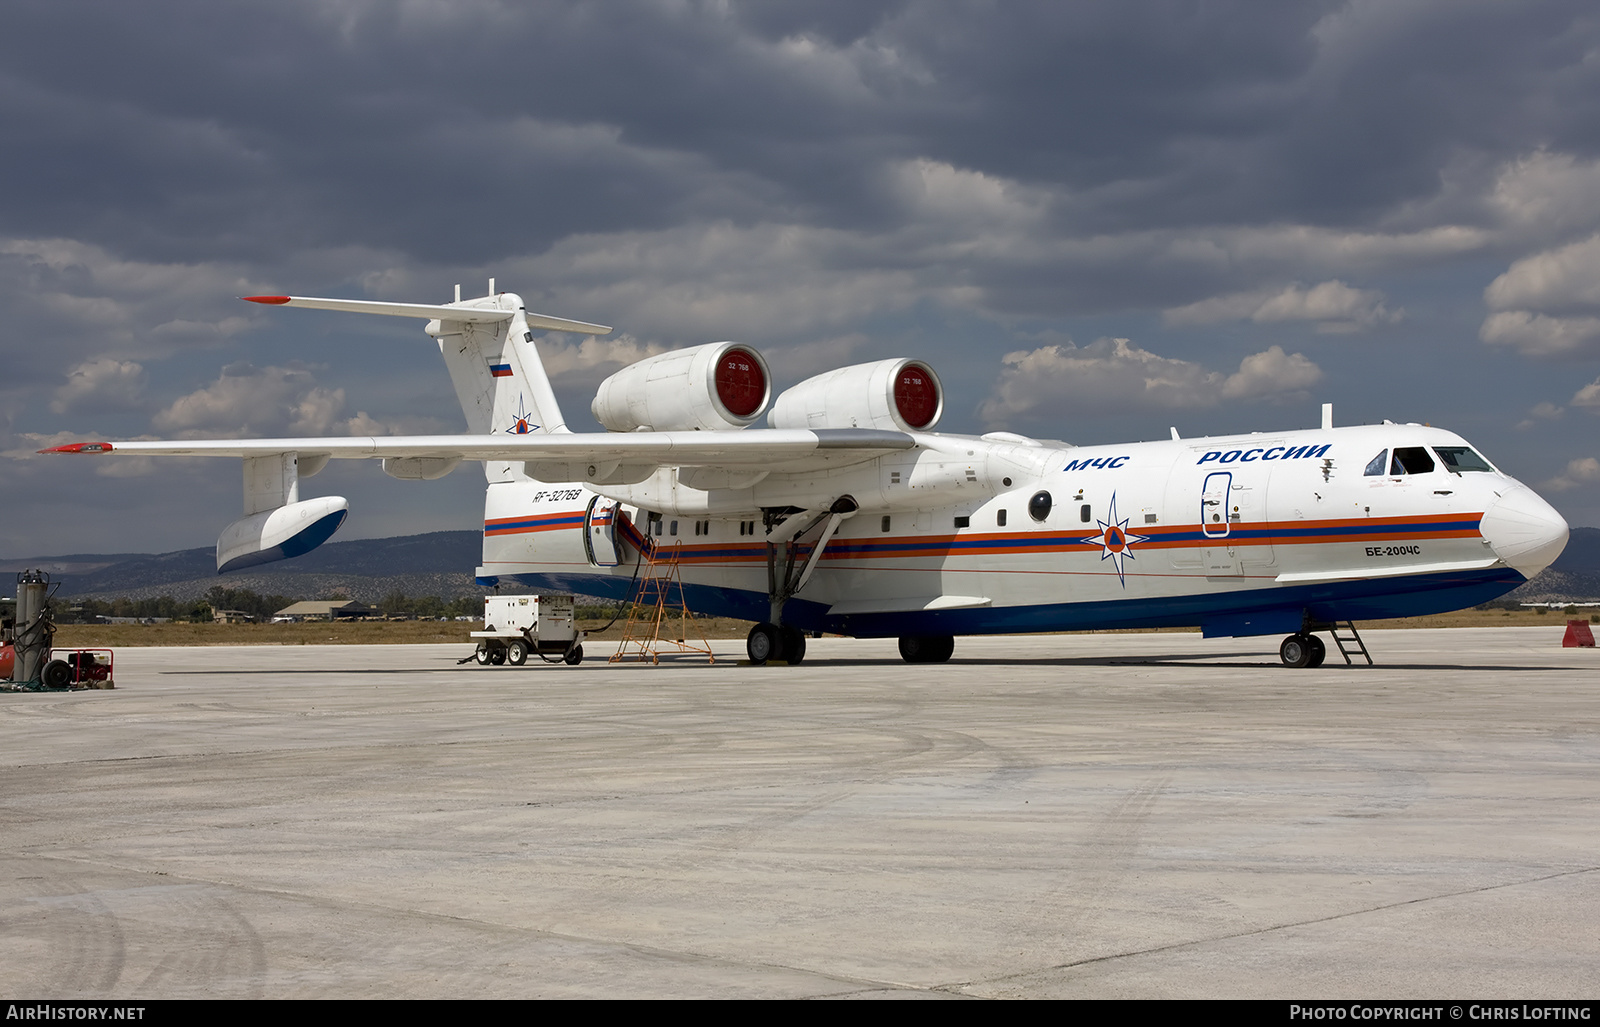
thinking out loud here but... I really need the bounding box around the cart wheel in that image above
[489,647,507,666]
[474,647,491,666]
[40,660,72,689]
[506,640,529,666]
[563,645,583,666]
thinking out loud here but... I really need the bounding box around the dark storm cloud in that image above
[6,2,1595,293]
[0,4,780,261]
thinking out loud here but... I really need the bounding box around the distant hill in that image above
[4,526,1598,607]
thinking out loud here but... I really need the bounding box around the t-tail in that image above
[244,281,609,456]
[214,283,612,567]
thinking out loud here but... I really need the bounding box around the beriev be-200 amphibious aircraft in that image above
[45,283,1569,667]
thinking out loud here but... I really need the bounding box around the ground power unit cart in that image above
[470,594,584,666]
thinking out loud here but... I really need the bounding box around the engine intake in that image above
[767,358,942,433]
[592,342,771,432]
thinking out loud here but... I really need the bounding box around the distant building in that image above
[212,609,253,624]
[272,600,375,622]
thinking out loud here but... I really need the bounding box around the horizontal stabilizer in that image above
[242,295,611,335]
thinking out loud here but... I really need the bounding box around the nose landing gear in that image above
[1281,618,1373,667]
[899,634,955,664]
[1279,632,1327,668]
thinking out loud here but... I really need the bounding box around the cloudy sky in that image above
[6,0,1600,557]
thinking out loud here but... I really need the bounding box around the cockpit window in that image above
[1364,450,1388,476]
[1433,447,1494,473]
[1389,447,1435,475]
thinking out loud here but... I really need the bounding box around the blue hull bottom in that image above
[481,566,1527,639]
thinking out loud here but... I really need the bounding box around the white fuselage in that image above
[477,422,1567,638]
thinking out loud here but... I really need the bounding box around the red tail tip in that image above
[242,295,292,305]
[40,442,114,454]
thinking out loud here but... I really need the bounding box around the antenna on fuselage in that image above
[1321,403,1333,430]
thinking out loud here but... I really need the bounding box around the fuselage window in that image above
[670,520,678,536]
[1390,447,1435,475]
[1029,491,1052,521]
[1080,503,1091,523]
[1433,447,1494,473]
[881,515,891,532]
[1365,450,1388,476]
[648,512,662,536]
[954,515,970,529]
[997,509,1007,527]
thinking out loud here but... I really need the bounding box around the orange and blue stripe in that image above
[485,510,1483,558]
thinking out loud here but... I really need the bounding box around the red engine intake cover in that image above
[893,363,939,429]
[715,348,766,418]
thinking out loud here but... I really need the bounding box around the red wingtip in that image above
[242,295,292,305]
[40,441,114,454]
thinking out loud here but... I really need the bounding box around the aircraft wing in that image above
[242,295,612,335]
[42,428,916,472]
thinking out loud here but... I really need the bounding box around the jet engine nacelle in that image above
[216,496,350,573]
[591,342,771,432]
[767,358,943,433]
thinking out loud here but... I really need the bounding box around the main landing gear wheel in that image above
[506,640,529,666]
[1280,633,1319,668]
[781,626,807,665]
[898,634,954,664]
[747,622,782,665]
[563,645,584,666]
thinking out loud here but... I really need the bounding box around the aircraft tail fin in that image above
[244,284,611,480]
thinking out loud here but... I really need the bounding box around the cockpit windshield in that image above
[1390,447,1435,475]
[1433,447,1494,473]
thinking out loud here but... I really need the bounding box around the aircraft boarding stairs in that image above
[1328,621,1373,666]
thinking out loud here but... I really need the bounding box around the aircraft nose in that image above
[1480,485,1569,579]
